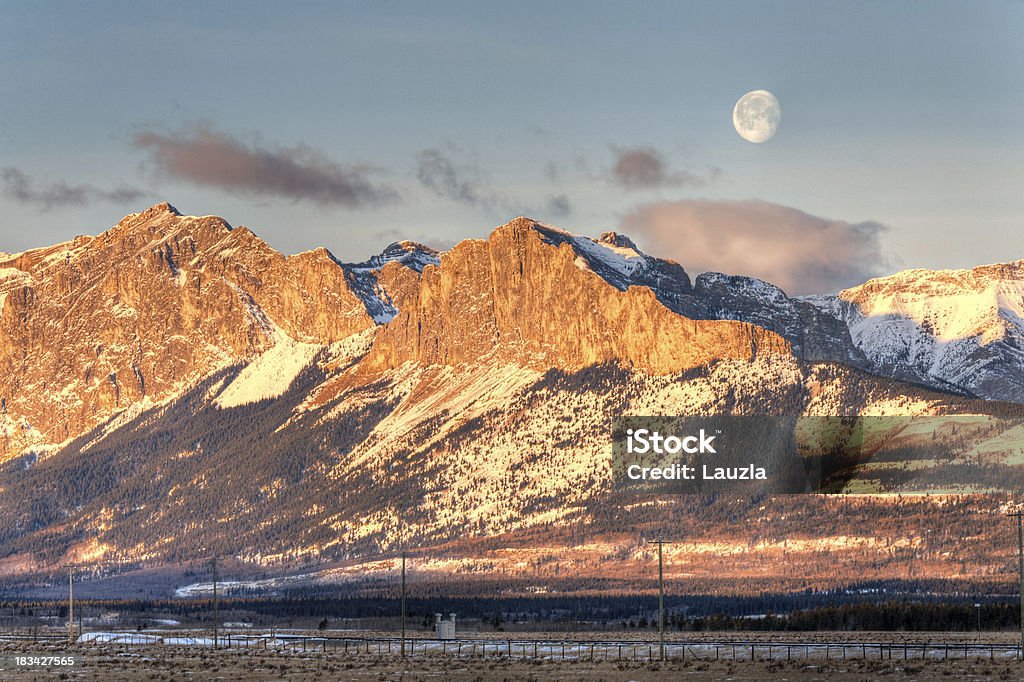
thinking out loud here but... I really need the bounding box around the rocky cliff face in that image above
[511,224,867,370]
[0,203,374,456]
[365,217,791,374]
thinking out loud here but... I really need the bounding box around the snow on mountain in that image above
[343,241,440,324]
[363,217,789,375]
[532,223,693,304]
[568,231,648,278]
[213,327,323,409]
[349,240,441,273]
[805,261,1024,402]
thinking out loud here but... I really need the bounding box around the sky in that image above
[1,1,1022,294]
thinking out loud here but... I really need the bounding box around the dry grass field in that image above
[3,634,1024,681]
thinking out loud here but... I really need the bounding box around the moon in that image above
[733,90,781,143]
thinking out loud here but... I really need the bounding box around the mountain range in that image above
[0,203,1021,593]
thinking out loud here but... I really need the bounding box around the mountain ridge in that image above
[805,259,1024,402]
[2,204,1023,458]
[1,203,1023,585]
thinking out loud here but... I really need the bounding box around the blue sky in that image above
[1,1,1021,292]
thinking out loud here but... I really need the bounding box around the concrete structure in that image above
[434,613,456,640]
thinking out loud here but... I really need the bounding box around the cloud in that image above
[621,199,891,295]
[132,124,397,207]
[543,161,560,183]
[609,146,717,190]
[1,168,145,211]
[415,148,486,207]
[545,194,572,217]
[416,147,572,218]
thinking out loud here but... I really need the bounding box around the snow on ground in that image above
[174,574,314,597]
[78,632,163,645]
[64,632,1022,661]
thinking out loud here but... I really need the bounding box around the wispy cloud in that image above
[609,146,718,190]
[622,199,891,295]
[132,124,398,207]
[416,147,572,218]
[1,168,145,211]
[415,148,486,207]
[544,194,572,217]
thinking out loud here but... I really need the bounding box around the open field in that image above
[3,631,1024,680]
[2,641,1023,680]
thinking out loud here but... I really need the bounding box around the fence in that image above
[4,630,1021,662]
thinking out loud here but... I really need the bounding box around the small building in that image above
[434,613,456,640]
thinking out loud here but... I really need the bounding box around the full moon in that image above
[733,90,780,143]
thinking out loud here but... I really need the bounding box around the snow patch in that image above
[78,632,163,645]
[214,333,322,409]
[569,235,645,277]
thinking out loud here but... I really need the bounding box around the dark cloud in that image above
[1,167,145,211]
[416,147,572,219]
[609,146,717,190]
[132,125,397,207]
[621,199,891,295]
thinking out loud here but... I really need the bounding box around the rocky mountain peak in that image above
[365,241,440,272]
[365,216,789,373]
[148,201,180,216]
[102,203,234,255]
[597,231,639,251]
[0,206,377,457]
[115,202,182,229]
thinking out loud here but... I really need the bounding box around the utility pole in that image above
[211,557,219,648]
[68,567,74,646]
[1009,510,1024,660]
[400,553,407,658]
[649,539,666,661]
